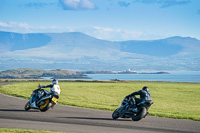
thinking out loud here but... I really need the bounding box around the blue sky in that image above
[0,0,200,41]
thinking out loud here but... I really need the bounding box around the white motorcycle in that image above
[24,84,59,112]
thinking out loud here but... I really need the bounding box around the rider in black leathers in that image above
[126,86,152,112]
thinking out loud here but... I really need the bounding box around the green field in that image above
[0,128,64,133]
[0,81,199,121]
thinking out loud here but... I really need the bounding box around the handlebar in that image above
[38,83,41,89]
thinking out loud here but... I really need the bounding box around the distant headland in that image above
[0,68,169,79]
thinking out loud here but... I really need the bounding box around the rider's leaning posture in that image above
[126,86,152,112]
[30,79,61,108]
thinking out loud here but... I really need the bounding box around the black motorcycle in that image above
[24,84,59,112]
[112,96,153,121]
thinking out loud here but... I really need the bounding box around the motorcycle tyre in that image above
[131,107,147,121]
[24,101,31,111]
[39,99,50,112]
[112,109,120,119]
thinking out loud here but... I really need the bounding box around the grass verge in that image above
[0,128,64,133]
[0,80,199,121]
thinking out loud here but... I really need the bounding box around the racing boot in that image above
[30,101,38,109]
[130,104,138,112]
[131,107,138,112]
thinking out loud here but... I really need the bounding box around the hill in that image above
[0,68,87,79]
[0,31,51,52]
[0,31,199,71]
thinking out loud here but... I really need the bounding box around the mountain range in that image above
[0,31,200,71]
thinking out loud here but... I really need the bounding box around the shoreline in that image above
[0,79,200,84]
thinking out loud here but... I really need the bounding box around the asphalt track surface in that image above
[0,83,200,133]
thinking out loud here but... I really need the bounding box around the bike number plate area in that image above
[52,97,58,103]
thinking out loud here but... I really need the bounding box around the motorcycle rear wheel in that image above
[39,99,50,112]
[112,109,120,119]
[131,107,147,121]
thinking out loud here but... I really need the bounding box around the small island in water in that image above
[0,68,169,79]
[82,70,169,75]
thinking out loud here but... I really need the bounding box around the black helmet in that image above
[142,86,149,92]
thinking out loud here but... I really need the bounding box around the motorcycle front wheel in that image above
[131,107,147,121]
[112,108,120,119]
[39,99,50,112]
[24,101,31,111]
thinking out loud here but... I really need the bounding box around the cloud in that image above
[23,0,95,10]
[79,26,145,41]
[0,22,9,27]
[58,0,96,10]
[0,21,162,41]
[118,1,131,7]
[0,21,72,33]
[0,22,32,30]
[132,0,191,8]
[23,2,57,8]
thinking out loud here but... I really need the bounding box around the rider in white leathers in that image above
[39,79,61,96]
[30,79,60,108]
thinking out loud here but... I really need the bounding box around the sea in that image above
[86,71,200,83]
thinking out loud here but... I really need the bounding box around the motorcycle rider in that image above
[30,79,61,108]
[39,79,61,96]
[126,86,152,112]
